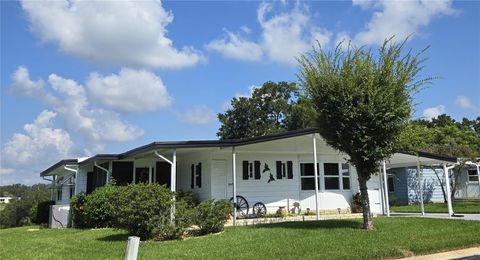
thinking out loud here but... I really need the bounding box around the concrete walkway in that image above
[401,246,480,259]
[389,213,480,221]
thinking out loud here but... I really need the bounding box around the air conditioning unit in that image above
[49,205,70,228]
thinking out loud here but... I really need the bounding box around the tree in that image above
[217,81,316,139]
[298,39,431,229]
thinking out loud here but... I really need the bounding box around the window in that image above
[387,175,395,192]
[57,189,62,201]
[112,161,133,185]
[300,163,320,190]
[196,163,202,188]
[69,186,75,198]
[276,161,294,180]
[324,163,340,190]
[468,169,479,182]
[242,161,261,180]
[341,163,350,190]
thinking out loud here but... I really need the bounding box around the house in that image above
[40,128,458,227]
[0,197,14,204]
[386,163,479,205]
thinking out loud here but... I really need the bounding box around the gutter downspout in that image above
[94,161,111,184]
[417,159,425,217]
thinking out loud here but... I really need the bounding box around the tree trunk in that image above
[357,174,373,230]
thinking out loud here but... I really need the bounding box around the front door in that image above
[212,159,228,200]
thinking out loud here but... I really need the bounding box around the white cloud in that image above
[207,2,331,65]
[9,66,45,96]
[2,110,73,167]
[20,0,203,69]
[9,66,144,145]
[455,95,480,111]
[0,168,14,176]
[86,68,172,113]
[178,105,214,125]
[353,0,456,46]
[206,30,263,61]
[423,105,445,120]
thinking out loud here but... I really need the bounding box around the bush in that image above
[70,193,87,228]
[33,200,55,224]
[195,199,230,235]
[112,183,188,240]
[83,185,118,228]
[177,191,200,207]
[152,199,195,240]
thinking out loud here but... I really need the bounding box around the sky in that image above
[1,0,479,185]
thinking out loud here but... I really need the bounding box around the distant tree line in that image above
[0,184,52,228]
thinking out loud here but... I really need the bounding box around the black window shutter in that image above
[242,161,249,180]
[276,161,283,179]
[287,161,293,179]
[196,163,202,188]
[86,172,94,194]
[190,164,194,189]
[254,161,261,179]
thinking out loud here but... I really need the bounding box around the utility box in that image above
[49,205,70,228]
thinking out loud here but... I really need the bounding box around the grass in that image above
[391,201,480,214]
[1,217,480,259]
[0,204,5,211]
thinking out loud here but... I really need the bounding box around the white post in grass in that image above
[443,163,454,216]
[312,134,320,221]
[232,146,237,226]
[124,236,140,260]
[417,161,425,216]
[382,160,390,217]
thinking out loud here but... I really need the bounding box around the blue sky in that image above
[1,0,479,185]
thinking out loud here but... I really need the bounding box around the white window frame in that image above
[299,162,320,191]
[467,169,479,183]
[341,163,351,191]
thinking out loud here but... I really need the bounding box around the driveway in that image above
[389,212,480,221]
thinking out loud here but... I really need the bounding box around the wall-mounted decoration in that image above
[263,163,275,183]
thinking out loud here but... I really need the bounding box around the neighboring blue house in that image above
[387,166,479,205]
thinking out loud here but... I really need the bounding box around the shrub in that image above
[83,185,118,228]
[195,199,230,235]
[177,191,200,207]
[112,183,179,240]
[152,199,195,240]
[33,200,55,224]
[352,192,362,213]
[70,193,87,228]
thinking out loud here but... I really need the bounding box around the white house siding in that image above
[455,168,480,199]
[209,149,382,214]
[176,152,212,201]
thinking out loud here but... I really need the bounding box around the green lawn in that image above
[0,204,5,211]
[391,201,480,214]
[1,218,480,259]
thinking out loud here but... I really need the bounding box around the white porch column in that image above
[232,147,237,226]
[378,166,385,215]
[312,134,320,221]
[171,149,176,193]
[382,160,390,217]
[417,161,425,216]
[443,164,454,216]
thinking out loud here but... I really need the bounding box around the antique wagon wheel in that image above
[229,195,249,218]
[252,202,267,218]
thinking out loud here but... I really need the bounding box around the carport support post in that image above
[443,163,453,216]
[232,147,237,226]
[382,160,390,217]
[417,161,425,216]
[171,149,176,223]
[312,134,320,221]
